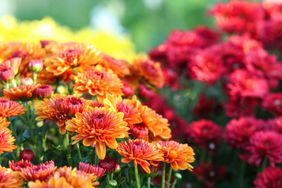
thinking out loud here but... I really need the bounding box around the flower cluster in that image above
[0,30,194,187]
[147,1,282,187]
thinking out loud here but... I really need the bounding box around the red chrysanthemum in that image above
[254,167,282,188]
[224,117,264,149]
[187,120,222,151]
[78,162,105,178]
[242,131,282,166]
[262,93,282,115]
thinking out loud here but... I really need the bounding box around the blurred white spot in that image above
[143,0,163,10]
[0,0,15,16]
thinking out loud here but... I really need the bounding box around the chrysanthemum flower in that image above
[262,93,282,115]
[11,161,56,181]
[193,162,226,188]
[254,167,282,188]
[98,156,118,173]
[79,162,105,178]
[35,95,85,134]
[187,120,222,151]
[3,84,37,100]
[0,117,9,127]
[0,127,16,154]
[141,106,171,140]
[102,95,142,126]
[156,140,195,171]
[9,160,33,171]
[46,45,101,77]
[73,68,123,98]
[131,56,164,88]
[57,166,97,188]
[242,131,282,166]
[116,139,164,174]
[33,85,53,99]
[0,97,25,117]
[66,107,128,159]
[0,66,14,82]
[227,69,269,98]
[28,176,73,188]
[224,117,264,149]
[0,166,23,188]
[100,54,130,77]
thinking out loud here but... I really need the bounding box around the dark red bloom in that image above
[19,149,34,161]
[187,120,222,151]
[224,117,264,149]
[99,156,118,173]
[254,167,282,188]
[121,81,134,97]
[193,94,222,118]
[262,93,282,115]
[242,131,282,166]
[194,162,226,188]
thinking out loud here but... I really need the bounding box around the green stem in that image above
[64,133,72,165]
[239,161,245,188]
[33,73,37,84]
[147,177,151,188]
[172,179,177,188]
[166,166,173,188]
[76,143,82,163]
[134,164,141,188]
[260,157,268,172]
[161,163,166,188]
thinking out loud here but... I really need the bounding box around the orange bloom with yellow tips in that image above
[0,98,25,118]
[35,95,85,134]
[3,85,37,100]
[99,54,130,77]
[28,176,73,188]
[102,95,142,126]
[116,139,163,174]
[0,167,23,188]
[0,127,16,154]
[73,68,123,98]
[66,107,128,159]
[141,106,171,140]
[156,141,195,171]
[131,56,164,88]
[56,166,97,188]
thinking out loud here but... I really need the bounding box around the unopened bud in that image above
[29,60,43,73]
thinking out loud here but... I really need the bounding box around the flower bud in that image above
[0,67,14,82]
[29,60,43,73]
[109,180,117,187]
[114,163,121,173]
[34,85,53,99]
[21,77,33,85]
[174,172,182,179]
[99,156,117,173]
[19,149,34,161]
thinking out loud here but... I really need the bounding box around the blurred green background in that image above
[0,0,225,52]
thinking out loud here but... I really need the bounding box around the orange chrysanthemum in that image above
[73,67,123,98]
[57,166,97,188]
[156,141,195,171]
[0,127,16,154]
[102,95,142,126]
[116,139,164,173]
[35,95,85,134]
[10,161,56,181]
[66,107,128,159]
[100,54,130,77]
[0,167,23,188]
[0,117,9,127]
[3,85,37,100]
[45,45,101,81]
[28,176,73,188]
[0,98,25,118]
[141,106,171,140]
[132,56,164,88]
